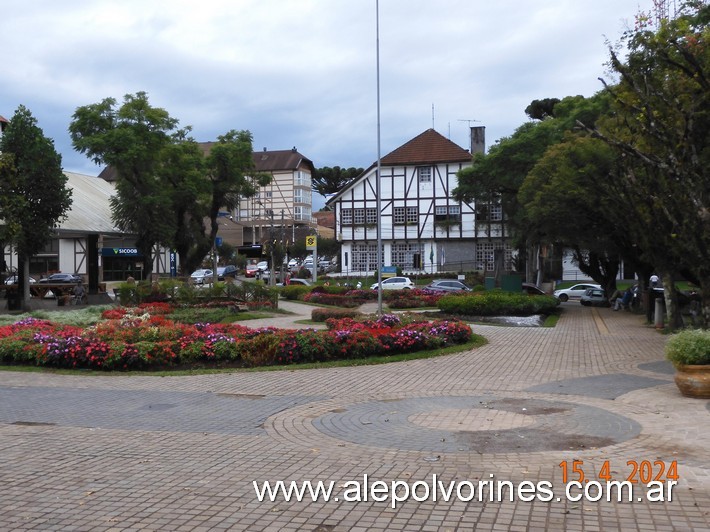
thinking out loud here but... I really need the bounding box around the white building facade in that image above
[327,128,514,275]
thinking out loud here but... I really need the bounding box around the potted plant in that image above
[665,329,710,398]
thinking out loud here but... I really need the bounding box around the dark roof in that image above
[325,129,471,206]
[98,166,118,182]
[252,148,314,173]
[381,128,471,165]
[199,143,314,173]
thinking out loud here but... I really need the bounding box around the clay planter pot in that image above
[673,364,710,399]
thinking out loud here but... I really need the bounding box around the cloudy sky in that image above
[2,1,645,208]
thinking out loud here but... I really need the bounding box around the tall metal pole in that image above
[375,0,383,315]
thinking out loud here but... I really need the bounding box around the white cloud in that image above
[1,0,643,175]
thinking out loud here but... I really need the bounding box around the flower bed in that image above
[385,289,443,308]
[0,307,473,371]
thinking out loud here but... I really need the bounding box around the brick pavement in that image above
[0,301,708,530]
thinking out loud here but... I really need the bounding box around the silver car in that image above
[424,279,472,293]
[580,288,609,306]
[371,276,415,290]
[554,283,601,302]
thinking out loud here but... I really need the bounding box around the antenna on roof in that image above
[458,119,481,127]
[432,103,435,129]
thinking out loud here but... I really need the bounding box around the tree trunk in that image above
[19,257,31,312]
[662,271,683,331]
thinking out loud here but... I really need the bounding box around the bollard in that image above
[654,296,664,329]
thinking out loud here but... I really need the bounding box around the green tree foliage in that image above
[69,92,179,274]
[70,93,266,276]
[312,166,363,198]
[157,131,210,274]
[591,1,710,325]
[0,106,72,306]
[202,130,270,274]
[524,98,561,120]
[519,136,629,292]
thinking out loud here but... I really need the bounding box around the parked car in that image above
[581,287,609,306]
[277,278,312,287]
[4,275,37,285]
[522,282,546,296]
[245,263,259,277]
[39,273,83,283]
[554,283,602,302]
[217,265,238,280]
[318,259,333,273]
[190,269,213,284]
[371,276,415,290]
[256,261,269,272]
[424,279,472,293]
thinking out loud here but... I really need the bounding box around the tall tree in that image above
[592,0,710,326]
[202,130,270,275]
[454,94,610,280]
[69,92,179,276]
[158,131,211,274]
[0,106,72,308]
[312,166,363,197]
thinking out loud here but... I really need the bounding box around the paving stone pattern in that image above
[0,301,708,531]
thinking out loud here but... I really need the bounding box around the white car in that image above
[190,269,213,284]
[371,276,415,290]
[553,283,601,302]
[256,261,269,272]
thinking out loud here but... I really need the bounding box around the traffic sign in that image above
[306,235,317,249]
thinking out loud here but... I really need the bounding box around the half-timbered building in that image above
[327,127,514,275]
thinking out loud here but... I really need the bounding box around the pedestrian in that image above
[650,273,659,288]
[614,287,632,311]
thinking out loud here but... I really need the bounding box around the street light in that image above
[375,0,383,315]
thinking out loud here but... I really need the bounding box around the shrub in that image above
[385,289,442,309]
[236,332,282,367]
[303,292,360,307]
[665,329,710,366]
[280,285,311,300]
[437,291,559,316]
[311,308,362,322]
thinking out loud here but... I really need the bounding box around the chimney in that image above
[470,126,485,156]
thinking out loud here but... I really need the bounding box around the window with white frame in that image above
[406,206,418,223]
[295,170,311,187]
[489,204,503,221]
[391,242,425,270]
[394,206,418,224]
[294,188,311,204]
[475,241,514,271]
[418,166,431,183]
[477,201,503,221]
[341,208,353,225]
[435,204,461,223]
[393,207,406,224]
[351,243,382,272]
[294,206,311,221]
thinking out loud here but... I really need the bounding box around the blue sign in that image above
[215,237,223,247]
[170,251,177,277]
[381,266,397,278]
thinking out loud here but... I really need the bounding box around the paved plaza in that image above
[0,301,708,531]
